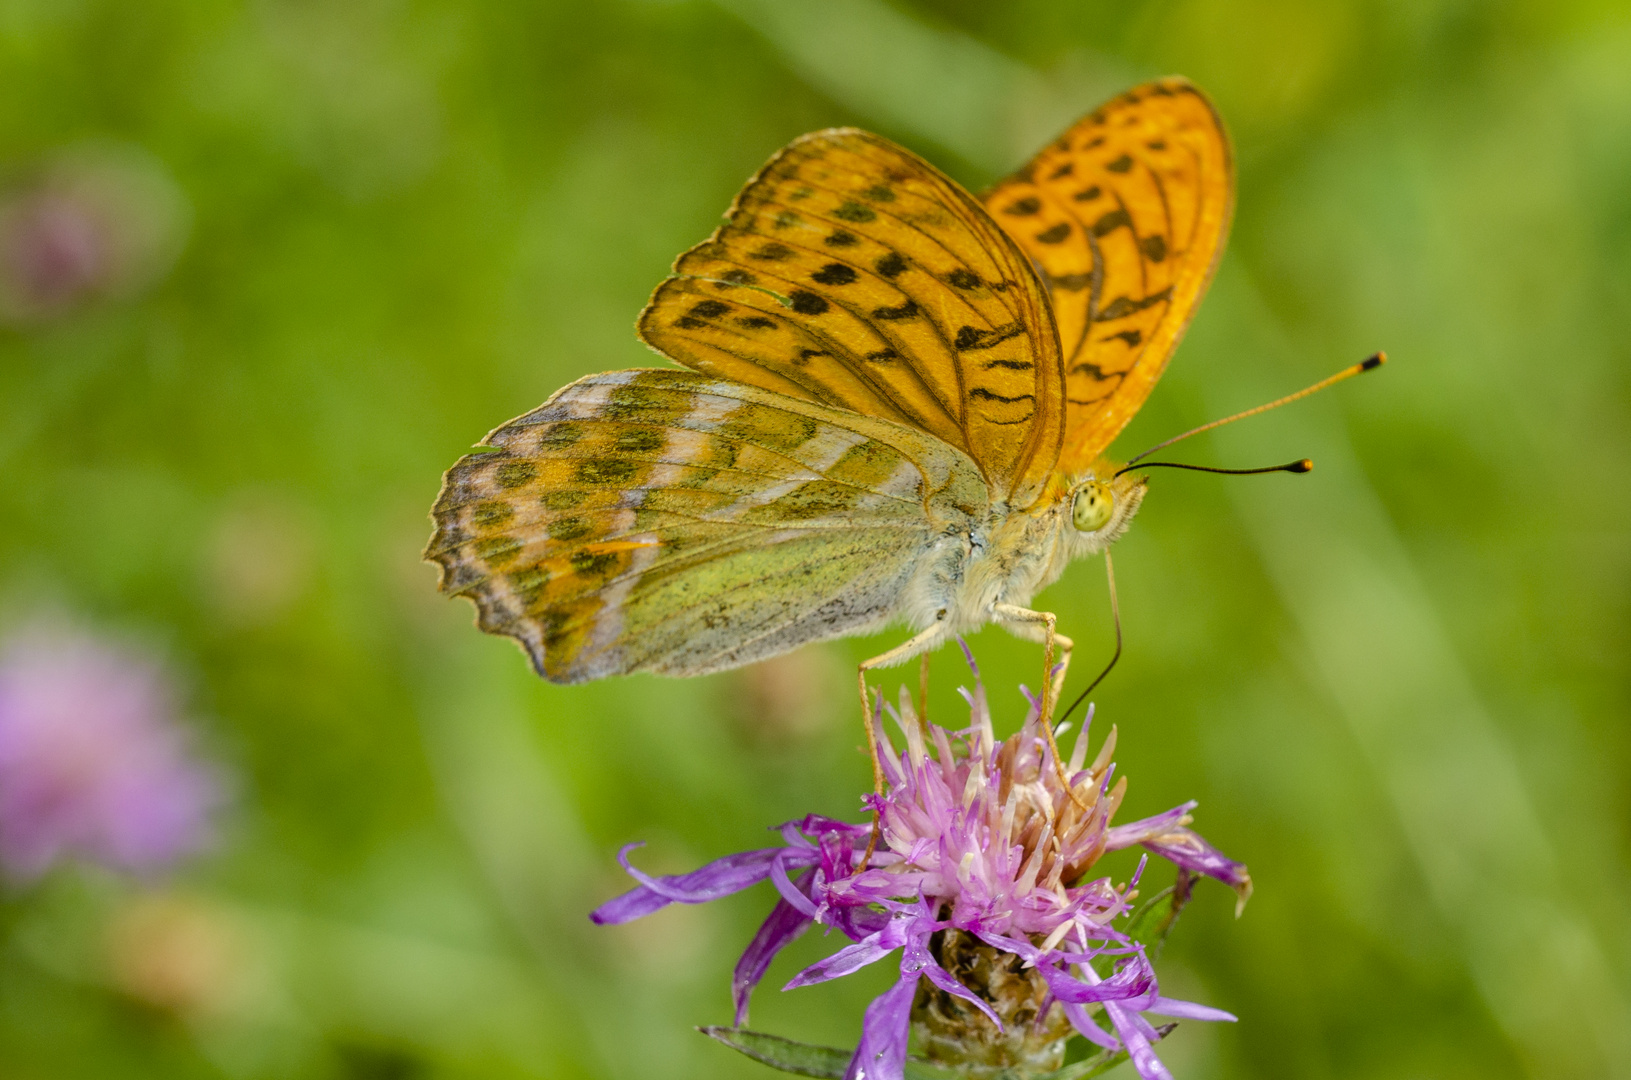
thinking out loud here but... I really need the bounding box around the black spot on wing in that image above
[1106,154,1134,173]
[1003,196,1041,216]
[690,299,729,319]
[954,323,1023,351]
[874,252,908,279]
[1034,223,1071,244]
[751,243,792,261]
[738,316,777,330]
[1091,210,1132,236]
[833,201,876,223]
[967,387,1037,423]
[872,299,919,321]
[1141,235,1167,262]
[947,268,981,290]
[824,230,858,247]
[1074,185,1101,202]
[788,291,829,315]
[1095,286,1174,322]
[812,263,858,286]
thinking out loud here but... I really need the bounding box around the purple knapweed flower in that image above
[593,647,1251,1080]
[0,623,223,881]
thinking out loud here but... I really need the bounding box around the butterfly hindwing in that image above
[426,369,988,682]
[981,77,1234,474]
[639,129,1066,508]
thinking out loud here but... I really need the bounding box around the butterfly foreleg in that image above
[857,624,944,860]
[992,604,1086,808]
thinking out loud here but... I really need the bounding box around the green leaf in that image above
[699,1027,1135,1080]
[1029,1046,1129,1079]
[699,1027,850,1078]
[699,1027,962,1080]
[1126,868,1194,959]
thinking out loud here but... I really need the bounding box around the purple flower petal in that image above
[1038,956,1156,1006]
[734,870,816,1025]
[844,967,917,1080]
[1104,803,1197,849]
[905,934,1003,1030]
[590,843,812,925]
[770,851,821,918]
[1062,1000,1121,1051]
[1138,828,1252,906]
[784,916,910,989]
[1106,1000,1174,1080]
[1146,995,1237,1022]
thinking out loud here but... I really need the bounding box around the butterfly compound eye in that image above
[1071,482,1115,532]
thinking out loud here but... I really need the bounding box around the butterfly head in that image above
[1064,466,1146,552]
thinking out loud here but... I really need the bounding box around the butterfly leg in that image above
[992,604,1085,808]
[918,653,931,731]
[857,624,944,860]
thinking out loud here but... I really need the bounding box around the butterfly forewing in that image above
[640,129,1065,508]
[981,78,1233,474]
[426,369,987,682]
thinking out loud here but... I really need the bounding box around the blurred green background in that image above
[2,0,1629,1077]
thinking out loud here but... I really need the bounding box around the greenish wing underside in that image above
[425,368,987,683]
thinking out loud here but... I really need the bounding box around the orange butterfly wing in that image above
[981,78,1234,476]
[639,129,1065,508]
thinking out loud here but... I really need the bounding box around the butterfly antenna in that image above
[1058,550,1121,728]
[1123,352,1386,469]
[1116,458,1312,479]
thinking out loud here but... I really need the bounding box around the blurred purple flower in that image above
[0,143,188,325]
[594,647,1251,1080]
[0,624,223,881]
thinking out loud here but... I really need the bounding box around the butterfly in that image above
[425,78,1232,731]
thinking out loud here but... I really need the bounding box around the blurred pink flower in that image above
[0,624,223,881]
[0,143,188,325]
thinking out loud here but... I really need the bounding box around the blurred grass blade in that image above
[714,0,1119,173]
